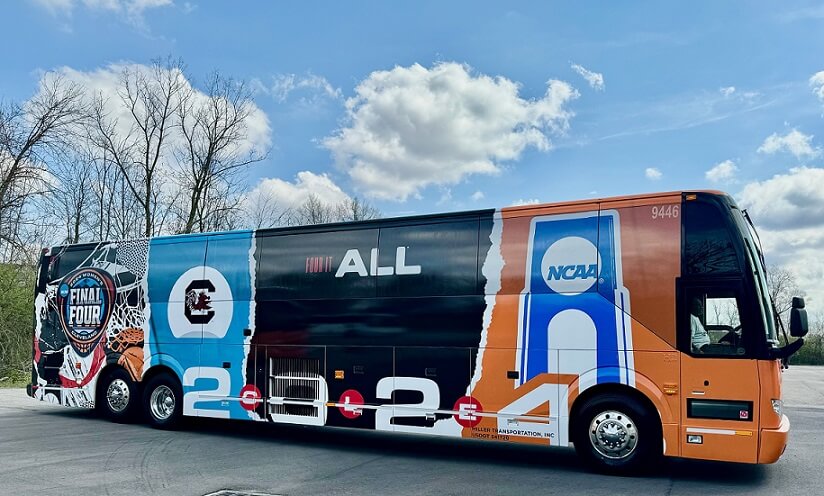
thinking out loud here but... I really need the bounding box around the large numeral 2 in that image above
[183,367,231,419]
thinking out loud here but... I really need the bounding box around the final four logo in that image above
[56,268,116,356]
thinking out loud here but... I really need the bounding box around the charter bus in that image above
[29,190,808,473]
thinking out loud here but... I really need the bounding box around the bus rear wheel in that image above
[97,368,139,422]
[142,373,183,430]
[572,393,661,474]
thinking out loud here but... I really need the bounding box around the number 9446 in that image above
[651,204,679,219]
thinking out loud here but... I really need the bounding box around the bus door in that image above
[678,280,760,462]
[186,232,256,420]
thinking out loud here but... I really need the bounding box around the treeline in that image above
[2,57,382,384]
[0,264,34,383]
[792,334,824,365]
[0,57,378,266]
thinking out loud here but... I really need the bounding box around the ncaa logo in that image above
[168,266,233,339]
[540,236,601,295]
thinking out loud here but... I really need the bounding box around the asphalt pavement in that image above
[1,366,822,496]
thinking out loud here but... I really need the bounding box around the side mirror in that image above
[790,297,809,338]
[36,252,51,294]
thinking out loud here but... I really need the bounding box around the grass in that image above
[0,373,29,389]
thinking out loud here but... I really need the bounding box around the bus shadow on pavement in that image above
[41,407,767,485]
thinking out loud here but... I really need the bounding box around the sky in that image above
[2,0,824,306]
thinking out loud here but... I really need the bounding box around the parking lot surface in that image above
[1,366,822,496]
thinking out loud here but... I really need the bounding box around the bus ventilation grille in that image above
[268,357,321,417]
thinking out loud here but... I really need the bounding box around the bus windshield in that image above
[730,206,778,346]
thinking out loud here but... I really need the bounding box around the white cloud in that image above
[757,129,820,159]
[247,171,350,212]
[720,86,736,97]
[511,198,540,206]
[323,62,579,201]
[705,159,738,183]
[570,63,605,91]
[471,190,485,201]
[45,62,271,160]
[811,71,824,107]
[256,73,342,104]
[738,167,824,231]
[645,167,662,180]
[738,167,824,306]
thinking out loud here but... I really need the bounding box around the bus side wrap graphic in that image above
[516,211,634,392]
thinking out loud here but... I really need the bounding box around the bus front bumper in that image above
[759,414,790,464]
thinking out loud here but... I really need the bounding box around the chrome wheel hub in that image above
[106,378,130,413]
[589,410,638,460]
[150,385,175,421]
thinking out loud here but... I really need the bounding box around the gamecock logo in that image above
[168,266,233,339]
[185,279,215,324]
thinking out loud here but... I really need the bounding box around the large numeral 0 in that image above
[183,367,231,419]
[375,377,440,434]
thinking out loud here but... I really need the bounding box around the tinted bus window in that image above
[257,228,379,300]
[684,201,740,275]
[51,247,94,279]
[376,219,480,297]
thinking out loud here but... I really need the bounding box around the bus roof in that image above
[48,189,729,250]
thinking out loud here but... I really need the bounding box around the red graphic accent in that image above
[338,389,364,419]
[305,256,334,273]
[239,384,262,411]
[33,333,41,363]
[58,344,106,388]
[453,396,483,428]
[740,410,749,420]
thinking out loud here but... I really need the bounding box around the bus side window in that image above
[257,228,379,300]
[52,248,93,280]
[376,218,480,298]
[686,289,746,357]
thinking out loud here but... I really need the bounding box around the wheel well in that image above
[569,383,662,439]
[141,365,180,387]
[96,363,125,388]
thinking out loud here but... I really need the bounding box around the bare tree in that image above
[174,73,265,233]
[38,150,95,244]
[767,264,805,322]
[282,195,381,227]
[88,58,190,237]
[245,191,290,229]
[334,196,380,222]
[290,194,336,225]
[0,75,85,255]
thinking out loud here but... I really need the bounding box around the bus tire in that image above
[97,367,139,423]
[142,373,183,430]
[572,393,661,474]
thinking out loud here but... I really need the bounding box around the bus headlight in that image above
[771,399,783,417]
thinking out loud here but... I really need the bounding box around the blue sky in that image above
[3,0,824,302]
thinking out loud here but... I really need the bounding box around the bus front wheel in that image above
[142,373,183,430]
[572,393,662,474]
[97,368,139,422]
